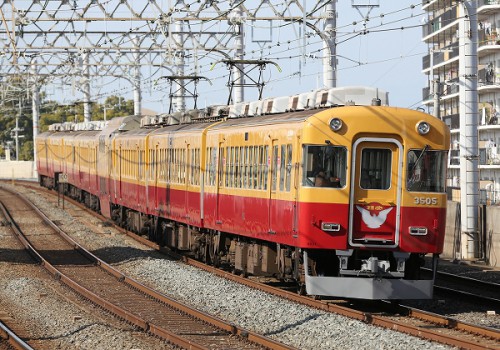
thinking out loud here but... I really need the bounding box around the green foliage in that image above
[0,90,135,161]
[19,141,33,161]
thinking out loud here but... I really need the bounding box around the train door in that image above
[349,138,402,248]
[268,140,279,233]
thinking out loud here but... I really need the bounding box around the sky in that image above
[35,1,428,114]
[333,1,427,109]
[140,1,428,113]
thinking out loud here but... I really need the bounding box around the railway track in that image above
[422,268,500,309]
[0,317,33,350]
[0,185,294,350]
[8,181,500,349]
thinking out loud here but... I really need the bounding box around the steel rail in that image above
[0,320,34,350]
[12,181,500,350]
[0,186,295,350]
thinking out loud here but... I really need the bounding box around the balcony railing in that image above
[422,44,459,70]
[443,113,460,129]
[478,28,500,47]
[422,7,459,37]
[479,0,500,6]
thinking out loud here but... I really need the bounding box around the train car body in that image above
[36,87,450,300]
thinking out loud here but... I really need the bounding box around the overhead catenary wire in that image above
[0,1,443,111]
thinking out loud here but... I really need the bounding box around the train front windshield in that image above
[407,149,447,192]
[302,145,347,188]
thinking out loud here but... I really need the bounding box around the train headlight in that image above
[329,118,343,132]
[416,121,430,135]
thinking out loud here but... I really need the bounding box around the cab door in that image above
[349,138,403,248]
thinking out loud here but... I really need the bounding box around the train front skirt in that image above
[303,251,435,300]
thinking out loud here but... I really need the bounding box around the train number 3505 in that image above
[414,197,438,205]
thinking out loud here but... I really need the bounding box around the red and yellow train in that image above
[36,87,450,299]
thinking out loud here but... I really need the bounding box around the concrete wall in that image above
[443,200,500,268]
[483,205,500,268]
[0,161,36,179]
[443,201,460,260]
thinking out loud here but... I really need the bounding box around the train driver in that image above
[315,170,341,188]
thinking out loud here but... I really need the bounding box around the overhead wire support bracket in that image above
[211,59,281,105]
[160,75,211,113]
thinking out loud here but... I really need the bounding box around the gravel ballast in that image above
[4,183,474,349]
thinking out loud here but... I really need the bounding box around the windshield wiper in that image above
[407,144,430,189]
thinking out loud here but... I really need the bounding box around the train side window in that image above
[188,149,193,185]
[139,149,143,180]
[248,146,253,189]
[182,149,186,183]
[205,147,210,185]
[218,147,224,187]
[179,148,183,183]
[231,147,236,187]
[286,144,292,192]
[210,147,217,186]
[279,145,285,191]
[228,147,233,187]
[198,148,201,185]
[263,146,269,190]
[174,148,178,183]
[253,146,258,189]
[272,145,278,191]
[235,147,240,188]
[164,149,168,182]
[258,146,264,190]
[257,146,263,190]
[241,146,248,188]
[240,146,244,188]
[225,147,230,187]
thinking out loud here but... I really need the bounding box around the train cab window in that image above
[407,149,447,192]
[360,148,391,190]
[302,145,346,188]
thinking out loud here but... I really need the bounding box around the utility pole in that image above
[323,0,337,88]
[31,60,40,176]
[12,100,25,161]
[459,0,479,260]
[133,36,142,116]
[173,22,186,112]
[82,50,91,123]
[433,79,441,120]
[230,1,245,103]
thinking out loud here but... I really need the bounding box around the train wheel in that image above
[297,283,306,296]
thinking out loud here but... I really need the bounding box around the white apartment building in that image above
[422,0,500,203]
